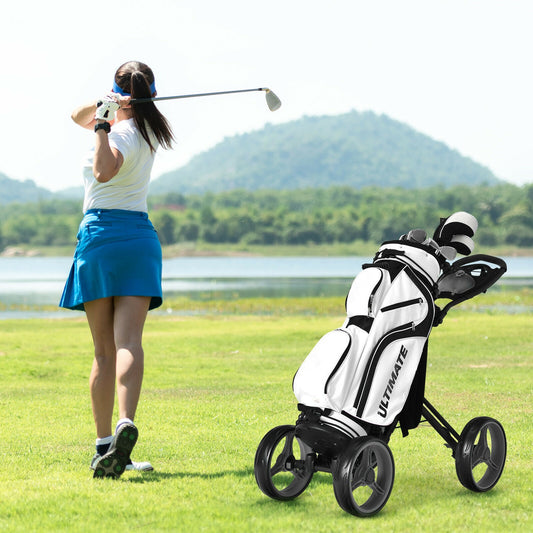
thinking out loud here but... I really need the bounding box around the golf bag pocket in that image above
[293,326,367,412]
[345,267,391,318]
[323,325,370,412]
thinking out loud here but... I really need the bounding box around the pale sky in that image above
[1,0,532,192]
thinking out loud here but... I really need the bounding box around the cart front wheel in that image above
[332,437,394,517]
[254,425,315,501]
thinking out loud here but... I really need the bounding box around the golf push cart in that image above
[254,212,507,517]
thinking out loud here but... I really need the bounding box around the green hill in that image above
[150,110,501,194]
[0,172,53,205]
[0,110,502,205]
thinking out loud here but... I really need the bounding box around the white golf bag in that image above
[293,212,478,439]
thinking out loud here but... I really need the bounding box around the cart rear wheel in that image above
[455,417,506,492]
[332,437,394,517]
[254,425,315,500]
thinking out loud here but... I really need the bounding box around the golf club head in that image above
[422,237,439,250]
[439,245,458,261]
[406,229,427,243]
[265,89,281,111]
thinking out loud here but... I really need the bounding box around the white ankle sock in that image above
[115,418,134,432]
[95,435,113,455]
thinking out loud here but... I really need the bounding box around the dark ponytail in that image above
[114,61,174,153]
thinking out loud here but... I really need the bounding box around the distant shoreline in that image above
[2,242,533,258]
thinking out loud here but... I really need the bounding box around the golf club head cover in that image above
[95,95,120,122]
[432,211,478,256]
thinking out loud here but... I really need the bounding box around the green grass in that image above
[0,306,531,532]
[161,286,533,315]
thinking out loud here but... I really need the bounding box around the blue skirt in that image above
[60,209,163,311]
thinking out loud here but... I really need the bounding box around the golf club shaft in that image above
[131,88,269,104]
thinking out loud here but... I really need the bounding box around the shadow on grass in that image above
[125,468,335,489]
[125,467,256,483]
[389,467,506,512]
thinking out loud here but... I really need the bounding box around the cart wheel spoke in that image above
[369,479,386,496]
[471,427,489,466]
[270,455,285,476]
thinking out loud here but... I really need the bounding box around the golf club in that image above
[131,87,282,112]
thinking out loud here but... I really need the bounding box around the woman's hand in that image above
[71,93,131,129]
[95,95,120,122]
[114,93,131,109]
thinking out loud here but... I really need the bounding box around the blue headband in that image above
[112,80,156,96]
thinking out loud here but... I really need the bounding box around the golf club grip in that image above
[131,88,268,104]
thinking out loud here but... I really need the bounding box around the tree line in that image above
[1,183,532,250]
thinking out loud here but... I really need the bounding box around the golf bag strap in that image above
[398,340,428,437]
[375,241,443,295]
[363,259,405,281]
[346,315,374,332]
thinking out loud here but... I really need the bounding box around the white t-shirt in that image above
[82,118,159,213]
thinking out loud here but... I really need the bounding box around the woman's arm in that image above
[93,121,124,183]
[71,101,99,130]
[73,95,127,182]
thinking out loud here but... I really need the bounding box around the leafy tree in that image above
[1,183,533,250]
[2,215,38,245]
[177,220,200,242]
[151,211,175,245]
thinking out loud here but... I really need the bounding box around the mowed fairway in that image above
[0,303,531,532]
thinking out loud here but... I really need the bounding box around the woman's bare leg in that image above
[113,296,151,421]
[85,295,150,440]
[85,297,116,439]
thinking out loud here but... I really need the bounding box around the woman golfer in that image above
[60,61,174,478]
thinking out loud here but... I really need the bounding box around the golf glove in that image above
[95,94,120,122]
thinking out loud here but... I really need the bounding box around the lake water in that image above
[0,255,532,318]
